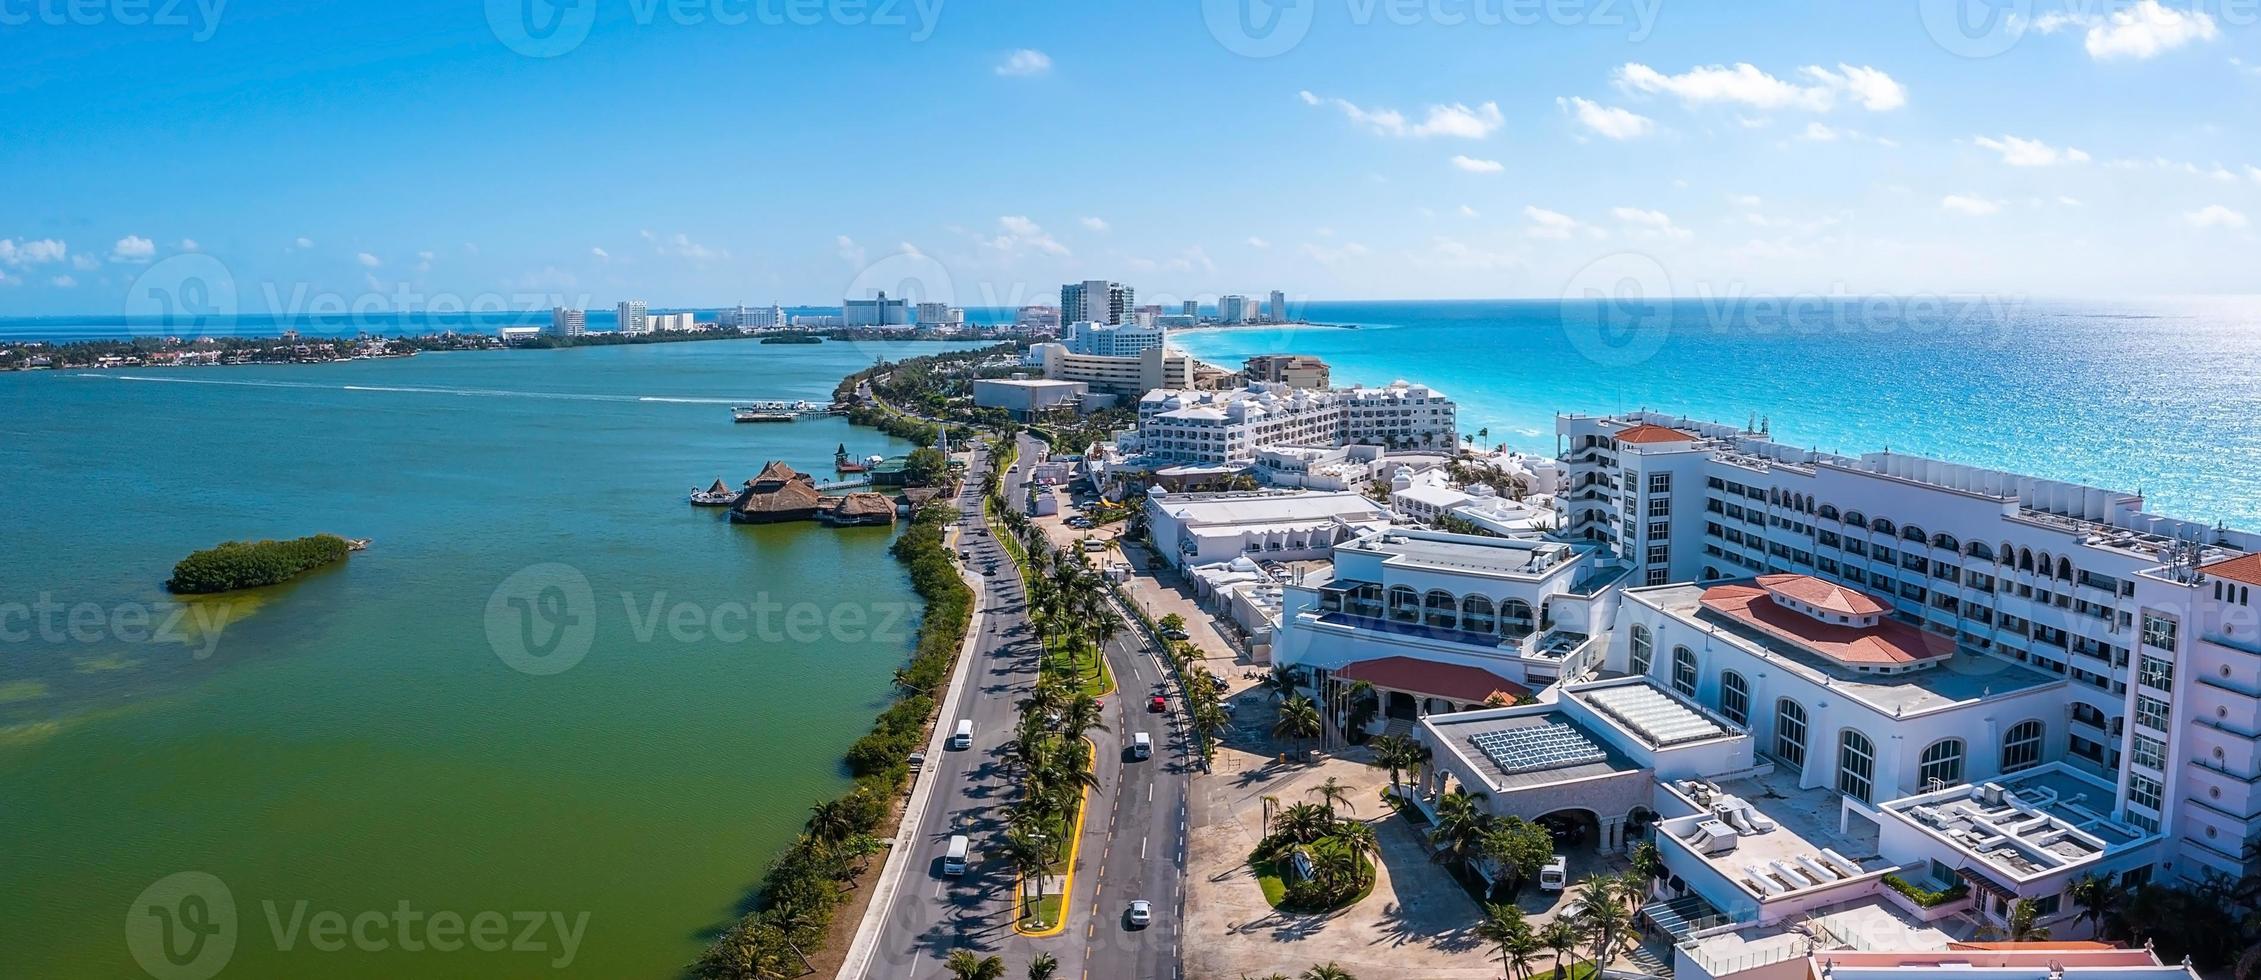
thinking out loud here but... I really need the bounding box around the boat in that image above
[834,444,871,473]
[690,478,739,506]
[732,406,795,423]
[346,538,372,551]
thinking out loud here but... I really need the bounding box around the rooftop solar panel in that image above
[1584,684,1727,746]
[1468,722,1607,774]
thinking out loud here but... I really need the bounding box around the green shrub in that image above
[1883,873,1970,908]
[167,534,352,594]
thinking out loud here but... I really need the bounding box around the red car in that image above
[1148,696,1168,713]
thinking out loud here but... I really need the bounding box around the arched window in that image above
[1902,524,1926,543]
[1871,517,1896,535]
[1919,738,1965,788]
[2019,548,2035,572]
[1721,671,1750,726]
[1776,699,1808,772]
[1838,730,1875,803]
[1844,510,1866,527]
[2036,552,2053,577]
[1423,589,1457,628]
[1501,599,1536,638]
[1629,624,1654,675]
[2002,720,2044,773]
[2000,541,2015,565]
[1966,541,1994,561]
[1672,646,1698,697]
[2057,557,2074,581]
[1388,585,1421,622]
[1934,532,1960,552]
[1820,504,1841,521]
[1460,595,1496,634]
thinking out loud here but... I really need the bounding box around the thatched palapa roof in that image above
[732,461,822,517]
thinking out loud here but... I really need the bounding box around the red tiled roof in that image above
[1701,583,1954,666]
[1613,423,1698,445]
[2204,553,2261,587]
[1947,942,2120,952]
[1336,657,1528,704]
[1756,573,1888,617]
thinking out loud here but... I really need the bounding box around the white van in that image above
[942,835,969,876]
[1130,732,1152,760]
[949,719,974,750]
[1539,855,1568,892]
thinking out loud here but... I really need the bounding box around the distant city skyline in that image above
[5,1,2261,316]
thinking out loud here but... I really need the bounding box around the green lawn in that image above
[1018,892,1065,930]
[1248,850,1376,914]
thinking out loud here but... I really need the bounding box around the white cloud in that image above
[2185,204,2249,229]
[1941,194,2004,216]
[1299,241,1371,264]
[111,235,156,263]
[415,250,435,273]
[836,235,866,267]
[1523,206,1599,240]
[591,247,610,261]
[1612,206,1692,240]
[1301,91,1505,139]
[1080,216,1109,232]
[2058,195,2086,206]
[1557,96,1654,140]
[179,238,199,252]
[2082,1,2218,60]
[50,275,75,288]
[72,253,98,271]
[1459,204,1480,217]
[1973,134,2090,166]
[356,252,382,268]
[1729,194,1764,208]
[1616,62,1906,113]
[985,215,1070,256]
[996,49,1052,76]
[1450,155,1505,174]
[1799,122,1842,142]
[1246,236,1271,248]
[0,238,68,266]
[293,236,313,250]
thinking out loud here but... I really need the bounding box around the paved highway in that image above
[846,434,1188,980]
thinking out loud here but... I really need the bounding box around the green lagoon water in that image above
[0,340,974,977]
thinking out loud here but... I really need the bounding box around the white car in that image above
[1539,855,1568,892]
[1126,899,1153,928]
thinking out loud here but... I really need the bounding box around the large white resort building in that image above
[1253,407,2257,974]
[1130,380,1458,464]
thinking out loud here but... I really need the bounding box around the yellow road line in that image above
[1010,736,1097,938]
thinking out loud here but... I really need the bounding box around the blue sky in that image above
[2,0,2259,315]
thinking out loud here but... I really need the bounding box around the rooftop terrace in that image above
[1661,768,1893,908]
[1880,765,2144,884]
[1637,582,2060,715]
[1426,710,1644,792]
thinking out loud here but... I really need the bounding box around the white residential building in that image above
[720,304,785,329]
[615,299,648,335]
[1025,342,1193,399]
[1267,290,1289,323]
[1217,294,1255,324]
[1143,489,1392,570]
[1134,381,1458,464]
[1060,280,1133,325]
[648,312,696,332]
[1062,319,1165,357]
[1558,410,2261,887]
[914,302,963,326]
[1274,527,1631,699]
[844,291,911,327]
[548,307,586,337]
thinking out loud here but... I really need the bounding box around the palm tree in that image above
[1256,665,1304,703]
[1539,919,1580,980]
[1506,926,1545,980]
[1274,695,1324,760]
[2070,873,2118,940]
[1330,819,1379,860]
[1366,734,1428,802]
[1996,898,2052,942]
[1300,964,1357,980]
[946,949,1006,980]
[1476,903,1535,980]
[1427,786,1494,878]
[1308,776,1356,818]
[1478,426,1490,448]
[1027,952,1059,980]
[1001,827,1051,922]
[1573,878,1634,969]
[1270,802,1338,847]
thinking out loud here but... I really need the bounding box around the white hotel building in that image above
[1554,411,2261,890]
[1133,381,1458,465]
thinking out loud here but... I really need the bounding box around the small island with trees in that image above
[166,534,360,594]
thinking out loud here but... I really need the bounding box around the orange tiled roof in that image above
[2204,553,2261,587]
[1701,582,1954,666]
[1613,423,1698,445]
[1947,942,2120,952]
[1756,573,1889,617]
